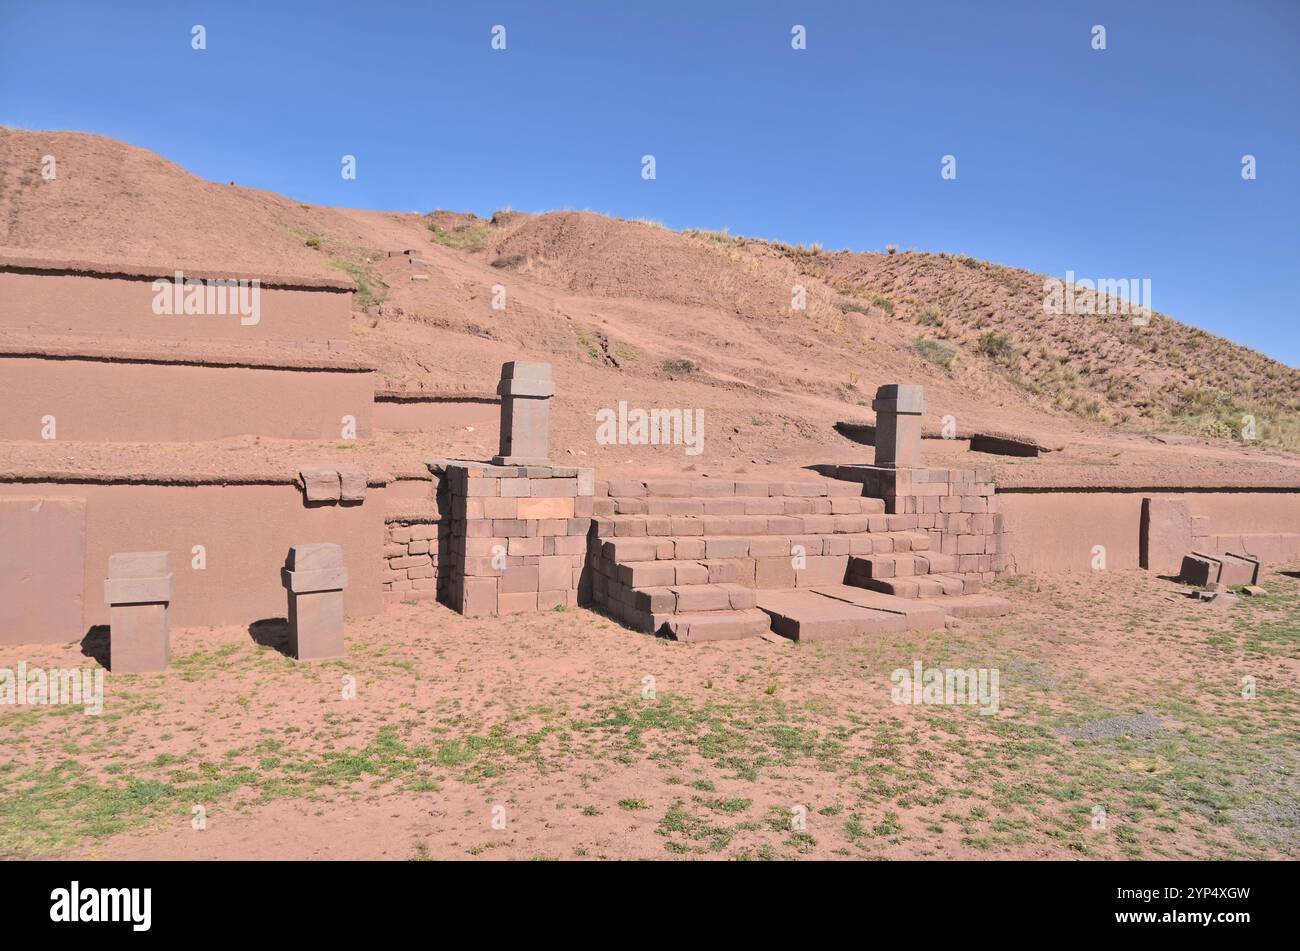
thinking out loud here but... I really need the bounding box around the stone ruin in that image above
[1,246,1296,663]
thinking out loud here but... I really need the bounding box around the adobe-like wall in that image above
[373,391,499,434]
[0,352,375,441]
[998,488,1300,573]
[0,477,385,645]
[0,257,354,352]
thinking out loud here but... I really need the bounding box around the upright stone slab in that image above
[104,551,173,673]
[282,543,348,661]
[493,361,554,466]
[1140,497,1191,574]
[872,384,926,468]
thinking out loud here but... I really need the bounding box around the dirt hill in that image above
[3,126,1297,465]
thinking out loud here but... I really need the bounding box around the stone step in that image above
[756,588,911,641]
[846,551,958,580]
[600,495,885,517]
[919,593,1012,618]
[597,511,901,537]
[598,531,930,565]
[597,577,765,634]
[808,585,949,631]
[856,573,978,599]
[612,558,737,588]
[630,582,757,615]
[600,479,865,500]
[663,608,773,642]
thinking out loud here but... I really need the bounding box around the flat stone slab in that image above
[665,608,772,643]
[757,588,909,641]
[834,421,1062,455]
[918,593,1012,619]
[810,585,948,631]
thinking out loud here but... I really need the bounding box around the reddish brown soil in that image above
[3,568,1295,860]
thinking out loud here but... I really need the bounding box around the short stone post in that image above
[493,361,554,466]
[872,384,926,468]
[282,543,348,661]
[104,551,173,673]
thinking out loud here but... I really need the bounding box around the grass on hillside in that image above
[428,217,491,250]
[289,225,389,308]
[913,338,957,370]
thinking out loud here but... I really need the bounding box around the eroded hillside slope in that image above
[3,126,1296,464]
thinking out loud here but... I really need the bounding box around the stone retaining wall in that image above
[382,518,440,601]
[827,465,1007,581]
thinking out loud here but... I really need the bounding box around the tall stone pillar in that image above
[493,361,554,466]
[872,384,926,468]
[282,543,348,662]
[104,551,173,673]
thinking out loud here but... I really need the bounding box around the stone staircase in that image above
[846,552,978,598]
[590,477,1009,642]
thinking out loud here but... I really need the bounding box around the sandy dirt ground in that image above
[2,568,1296,861]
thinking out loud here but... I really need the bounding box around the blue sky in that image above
[2,0,1296,364]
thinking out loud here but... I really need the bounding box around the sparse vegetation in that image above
[917,306,944,327]
[327,257,387,309]
[976,330,1019,367]
[1158,385,1300,448]
[660,358,698,376]
[683,228,746,249]
[427,216,491,250]
[913,338,956,369]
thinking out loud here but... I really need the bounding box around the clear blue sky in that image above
[2,0,1296,364]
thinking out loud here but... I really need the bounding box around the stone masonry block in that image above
[288,543,343,571]
[461,576,498,617]
[538,556,572,591]
[500,565,540,593]
[300,466,341,502]
[337,465,368,501]
[531,479,579,498]
[517,497,575,520]
[483,497,518,519]
[498,591,539,614]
